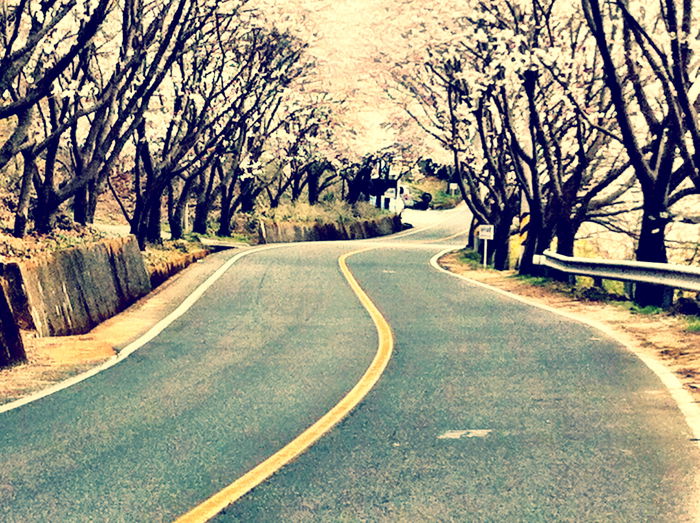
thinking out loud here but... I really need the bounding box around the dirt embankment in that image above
[439,252,700,402]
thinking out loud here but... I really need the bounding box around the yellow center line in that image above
[174,246,394,523]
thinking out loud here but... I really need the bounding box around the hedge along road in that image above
[0,207,698,521]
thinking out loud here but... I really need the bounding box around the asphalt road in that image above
[1,208,699,521]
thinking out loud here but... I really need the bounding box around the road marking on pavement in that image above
[429,248,700,449]
[0,244,284,415]
[438,429,492,439]
[422,229,467,244]
[0,209,458,416]
[174,246,394,523]
[431,247,700,519]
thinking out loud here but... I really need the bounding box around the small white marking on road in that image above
[382,270,397,274]
[438,430,468,439]
[438,429,492,439]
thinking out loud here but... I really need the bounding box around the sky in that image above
[305,0,400,153]
[258,0,410,155]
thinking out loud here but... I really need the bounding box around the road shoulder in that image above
[0,248,249,407]
[437,251,700,440]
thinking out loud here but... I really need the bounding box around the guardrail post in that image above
[635,282,673,309]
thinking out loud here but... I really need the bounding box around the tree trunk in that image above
[555,222,576,257]
[193,166,218,234]
[146,193,162,244]
[34,191,60,234]
[135,189,164,246]
[35,133,61,234]
[193,199,211,234]
[466,219,478,250]
[291,174,303,202]
[308,173,320,205]
[634,197,673,307]
[518,199,544,275]
[13,151,36,238]
[85,175,105,224]
[552,218,577,283]
[73,187,88,225]
[170,176,196,240]
[0,284,26,367]
[238,178,257,214]
[218,188,235,237]
[492,215,513,270]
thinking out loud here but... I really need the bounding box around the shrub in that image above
[687,316,700,332]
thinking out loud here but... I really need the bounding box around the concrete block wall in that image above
[0,236,151,337]
[260,215,402,244]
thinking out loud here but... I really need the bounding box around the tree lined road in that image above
[1,208,699,521]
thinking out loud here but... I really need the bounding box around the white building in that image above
[368,163,410,213]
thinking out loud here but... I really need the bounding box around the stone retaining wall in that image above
[0,236,151,337]
[260,215,402,243]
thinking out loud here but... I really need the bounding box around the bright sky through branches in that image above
[255,0,406,155]
[307,0,398,154]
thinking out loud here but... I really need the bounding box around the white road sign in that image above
[477,224,494,240]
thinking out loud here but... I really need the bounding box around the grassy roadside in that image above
[408,176,461,210]
[259,200,389,224]
[440,249,700,402]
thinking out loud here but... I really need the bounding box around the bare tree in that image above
[582,0,700,305]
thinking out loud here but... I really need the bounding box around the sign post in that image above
[476,224,494,268]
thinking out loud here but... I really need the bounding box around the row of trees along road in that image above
[1,0,399,248]
[3,0,699,307]
[386,0,700,306]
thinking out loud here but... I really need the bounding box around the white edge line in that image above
[429,248,700,448]
[431,247,700,520]
[0,244,283,415]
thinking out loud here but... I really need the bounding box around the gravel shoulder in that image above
[438,252,700,404]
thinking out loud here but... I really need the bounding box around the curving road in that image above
[1,207,699,521]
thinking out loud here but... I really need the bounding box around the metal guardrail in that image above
[533,250,700,292]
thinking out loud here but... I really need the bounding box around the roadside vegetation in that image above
[141,239,210,273]
[454,247,700,333]
[0,0,409,262]
[385,0,700,309]
[688,317,700,333]
[259,200,388,224]
[408,176,461,210]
